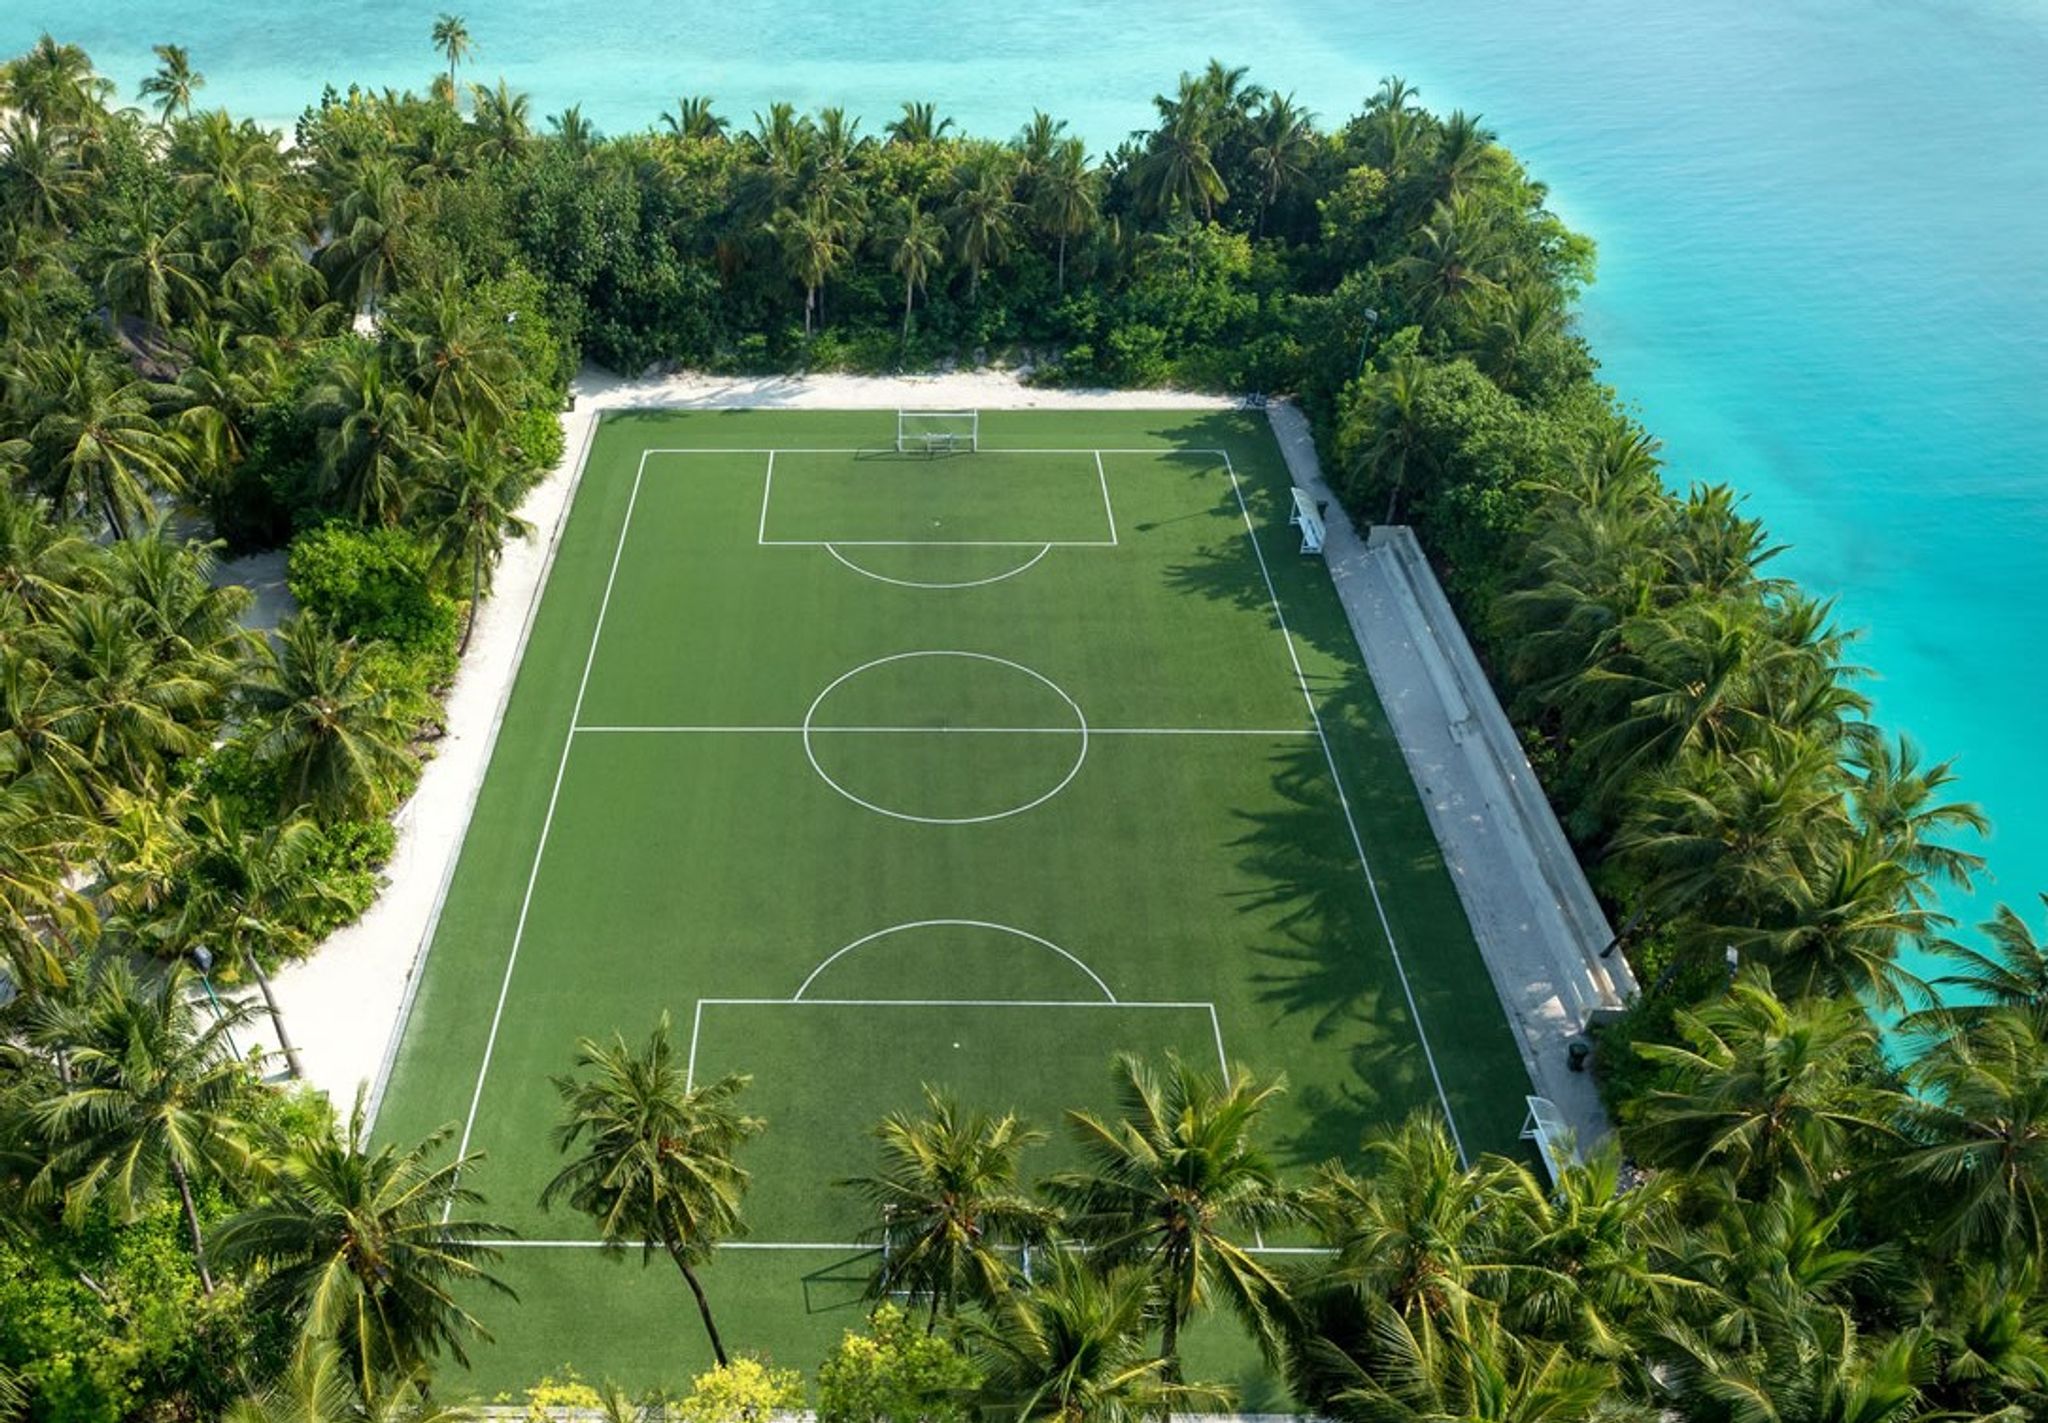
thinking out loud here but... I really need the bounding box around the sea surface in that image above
[9,1,2047,967]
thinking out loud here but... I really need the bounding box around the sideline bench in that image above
[1289,487,1326,555]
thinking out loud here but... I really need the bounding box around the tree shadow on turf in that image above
[1225,684,1457,1167]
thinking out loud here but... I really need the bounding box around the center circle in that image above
[800,651,1089,824]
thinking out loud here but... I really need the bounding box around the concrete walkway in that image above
[1265,401,1631,1152]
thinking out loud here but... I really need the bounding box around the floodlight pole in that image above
[190,947,241,1061]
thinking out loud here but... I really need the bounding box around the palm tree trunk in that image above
[243,946,304,1079]
[667,1242,730,1367]
[1056,234,1067,294]
[461,544,483,654]
[902,283,915,347]
[1159,1298,1183,1380]
[170,1158,217,1295]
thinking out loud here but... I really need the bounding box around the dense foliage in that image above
[4,19,2045,1423]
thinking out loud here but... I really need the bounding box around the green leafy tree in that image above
[839,1085,1055,1326]
[213,1089,513,1399]
[1042,1052,1297,1372]
[541,1012,762,1367]
[816,1303,980,1423]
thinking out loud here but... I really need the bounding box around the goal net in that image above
[896,410,980,454]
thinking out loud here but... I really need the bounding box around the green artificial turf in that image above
[371,408,1533,1398]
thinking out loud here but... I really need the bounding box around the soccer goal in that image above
[896,410,980,454]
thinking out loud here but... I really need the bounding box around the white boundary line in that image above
[572,724,1316,736]
[1216,451,1467,1165]
[754,450,775,543]
[445,447,651,1200]
[1094,451,1118,546]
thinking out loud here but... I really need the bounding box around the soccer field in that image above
[371,407,1532,1394]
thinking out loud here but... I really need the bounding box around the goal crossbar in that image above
[896,410,980,453]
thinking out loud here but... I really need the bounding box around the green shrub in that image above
[286,524,460,658]
[817,1305,978,1423]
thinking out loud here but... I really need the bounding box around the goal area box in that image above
[896,409,979,453]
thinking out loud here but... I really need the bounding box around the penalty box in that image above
[685,996,1227,1239]
[754,448,1119,546]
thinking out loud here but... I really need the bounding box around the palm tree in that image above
[1630,968,1898,1196]
[1,34,112,126]
[1031,137,1098,294]
[967,1256,1229,1422]
[1301,1114,1512,1343]
[239,613,416,819]
[320,159,409,312]
[382,277,519,431]
[1897,1008,2048,1264]
[1395,195,1503,327]
[948,160,1021,303]
[213,1088,514,1398]
[1340,350,1433,523]
[24,956,256,1293]
[1042,1052,1297,1372]
[661,96,727,143]
[886,101,954,147]
[1133,93,1226,220]
[420,437,532,651]
[226,1341,479,1423]
[17,343,186,537]
[97,199,211,330]
[767,205,847,337]
[138,45,204,126]
[838,1085,1056,1326]
[1845,732,1987,903]
[1932,897,2048,1014]
[430,16,472,98]
[888,197,944,350]
[0,113,85,230]
[547,104,599,158]
[301,348,437,525]
[1247,93,1316,236]
[469,81,531,164]
[1309,1299,1617,1423]
[541,1013,762,1367]
[0,776,95,999]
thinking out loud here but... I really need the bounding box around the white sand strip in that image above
[242,369,1238,1111]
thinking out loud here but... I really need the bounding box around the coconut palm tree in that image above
[886,101,954,147]
[1042,1052,1297,1372]
[1031,137,1098,295]
[1395,195,1503,326]
[320,159,409,312]
[1896,1008,2048,1265]
[1301,1114,1513,1345]
[1931,897,2048,1016]
[15,342,186,538]
[839,1085,1056,1326]
[430,16,472,98]
[1,34,112,127]
[239,613,416,819]
[213,1087,513,1397]
[967,1255,1229,1423]
[948,161,1020,302]
[0,775,94,999]
[1247,93,1316,236]
[1845,733,1987,903]
[382,276,519,432]
[0,113,85,230]
[24,955,256,1292]
[1133,89,1226,220]
[541,1012,761,1367]
[661,96,728,143]
[34,591,220,792]
[1631,968,1899,1196]
[226,1341,479,1423]
[1340,349,1433,523]
[888,197,944,349]
[469,81,531,164]
[301,348,437,525]
[768,205,847,337]
[419,435,532,651]
[138,45,204,126]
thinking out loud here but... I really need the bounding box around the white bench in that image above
[1521,1094,1581,1188]
[1289,487,1326,555]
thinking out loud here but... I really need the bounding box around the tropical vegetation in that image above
[3,21,2044,1423]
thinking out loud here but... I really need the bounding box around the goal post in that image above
[896,410,980,454]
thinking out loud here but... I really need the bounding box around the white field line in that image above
[1218,451,1468,1166]
[762,539,1114,548]
[1094,450,1118,546]
[444,448,651,1212]
[571,725,1317,736]
[754,450,774,543]
[641,447,1229,456]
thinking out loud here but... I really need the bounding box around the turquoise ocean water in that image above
[9,2,2047,964]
